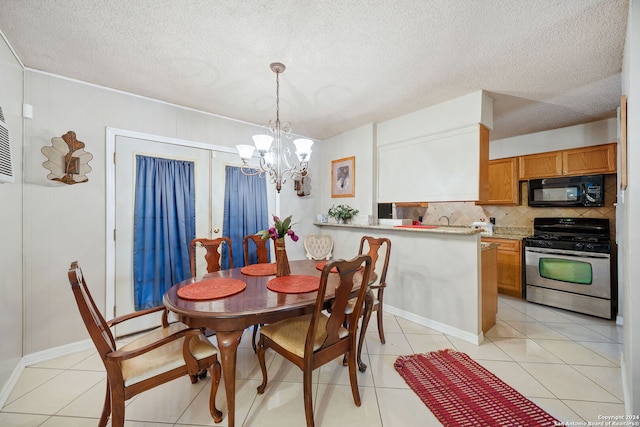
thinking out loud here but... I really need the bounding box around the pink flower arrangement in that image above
[258,214,299,242]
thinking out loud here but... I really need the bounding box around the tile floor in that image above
[0,295,625,426]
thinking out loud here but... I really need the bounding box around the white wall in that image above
[490,118,617,159]
[319,123,375,222]
[0,32,24,394]
[21,70,320,354]
[620,0,638,414]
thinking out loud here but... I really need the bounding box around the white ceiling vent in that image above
[0,106,15,183]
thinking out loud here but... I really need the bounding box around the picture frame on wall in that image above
[331,156,355,198]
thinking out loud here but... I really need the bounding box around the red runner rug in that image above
[394,349,560,427]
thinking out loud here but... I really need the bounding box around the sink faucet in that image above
[438,215,450,226]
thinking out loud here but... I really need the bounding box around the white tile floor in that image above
[0,295,625,426]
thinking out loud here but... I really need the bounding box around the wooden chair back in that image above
[190,237,234,276]
[308,254,372,356]
[303,233,334,260]
[243,235,270,265]
[359,235,391,288]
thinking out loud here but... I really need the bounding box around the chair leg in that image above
[376,307,385,344]
[347,347,362,408]
[303,367,315,427]
[208,360,223,423]
[251,324,262,352]
[356,302,374,372]
[98,383,111,427]
[110,388,126,427]
[256,337,269,394]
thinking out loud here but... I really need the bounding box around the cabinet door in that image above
[518,151,563,180]
[482,238,522,298]
[562,143,616,176]
[479,157,518,205]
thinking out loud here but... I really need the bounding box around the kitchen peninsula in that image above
[314,222,491,344]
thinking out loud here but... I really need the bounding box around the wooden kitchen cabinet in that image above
[477,157,519,205]
[481,237,522,298]
[518,143,616,180]
[481,244,498,333]
[518,151,563,180]
[562,143,616,176]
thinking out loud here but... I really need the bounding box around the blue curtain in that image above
[223,166,269,268]
[133,155,195,310]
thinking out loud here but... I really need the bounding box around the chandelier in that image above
[236,62,313,193]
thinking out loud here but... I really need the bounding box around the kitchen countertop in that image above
[315,222,532,239]
[314,222,481,235]
[483,226,532,241]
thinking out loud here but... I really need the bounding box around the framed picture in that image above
[331,156,355,198]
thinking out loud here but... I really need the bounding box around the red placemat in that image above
[177,278,246,300]
[241,263,277,276]
[267,275,320,294]
[315,261,338,272]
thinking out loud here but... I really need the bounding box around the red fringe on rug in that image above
[394,349,560,427]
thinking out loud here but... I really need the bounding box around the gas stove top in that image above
[525,217,610,253]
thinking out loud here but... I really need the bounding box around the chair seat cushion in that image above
[119,323,217,386]
[260,314,348,358]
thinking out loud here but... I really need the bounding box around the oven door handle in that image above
[525,246,610,259]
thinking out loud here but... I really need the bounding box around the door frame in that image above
[105,127,240,320]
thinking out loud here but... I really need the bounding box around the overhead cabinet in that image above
[518,143,616,180]
[477,157,519,205]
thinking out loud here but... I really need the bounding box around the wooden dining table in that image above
[163,259,372,427]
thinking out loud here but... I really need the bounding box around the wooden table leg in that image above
[215,330,244,427]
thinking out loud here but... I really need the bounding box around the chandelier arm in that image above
[239,163,265,177]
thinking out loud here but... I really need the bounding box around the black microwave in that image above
[528,175,604,207]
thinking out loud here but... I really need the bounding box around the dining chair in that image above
[243,234,270,265]
[256,254,372,427]
[344,235,391,372]
[67,261,223,427]
[190,237,234,277]
[303,233,334,260]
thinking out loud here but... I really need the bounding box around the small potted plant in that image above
[327,204,359,224]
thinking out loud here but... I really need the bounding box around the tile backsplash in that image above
[397,175,617,239]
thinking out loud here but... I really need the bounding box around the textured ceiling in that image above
[0,0,629,141]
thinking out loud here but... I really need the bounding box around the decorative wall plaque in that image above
[41,131,93,184]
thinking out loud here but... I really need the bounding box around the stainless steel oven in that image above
[524,217,614,319]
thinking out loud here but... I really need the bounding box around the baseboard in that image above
[0,358,26,410]
[0,339,94,410]
[22,339,94,367]
[621,352,631,414]
[385,304,483,345]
